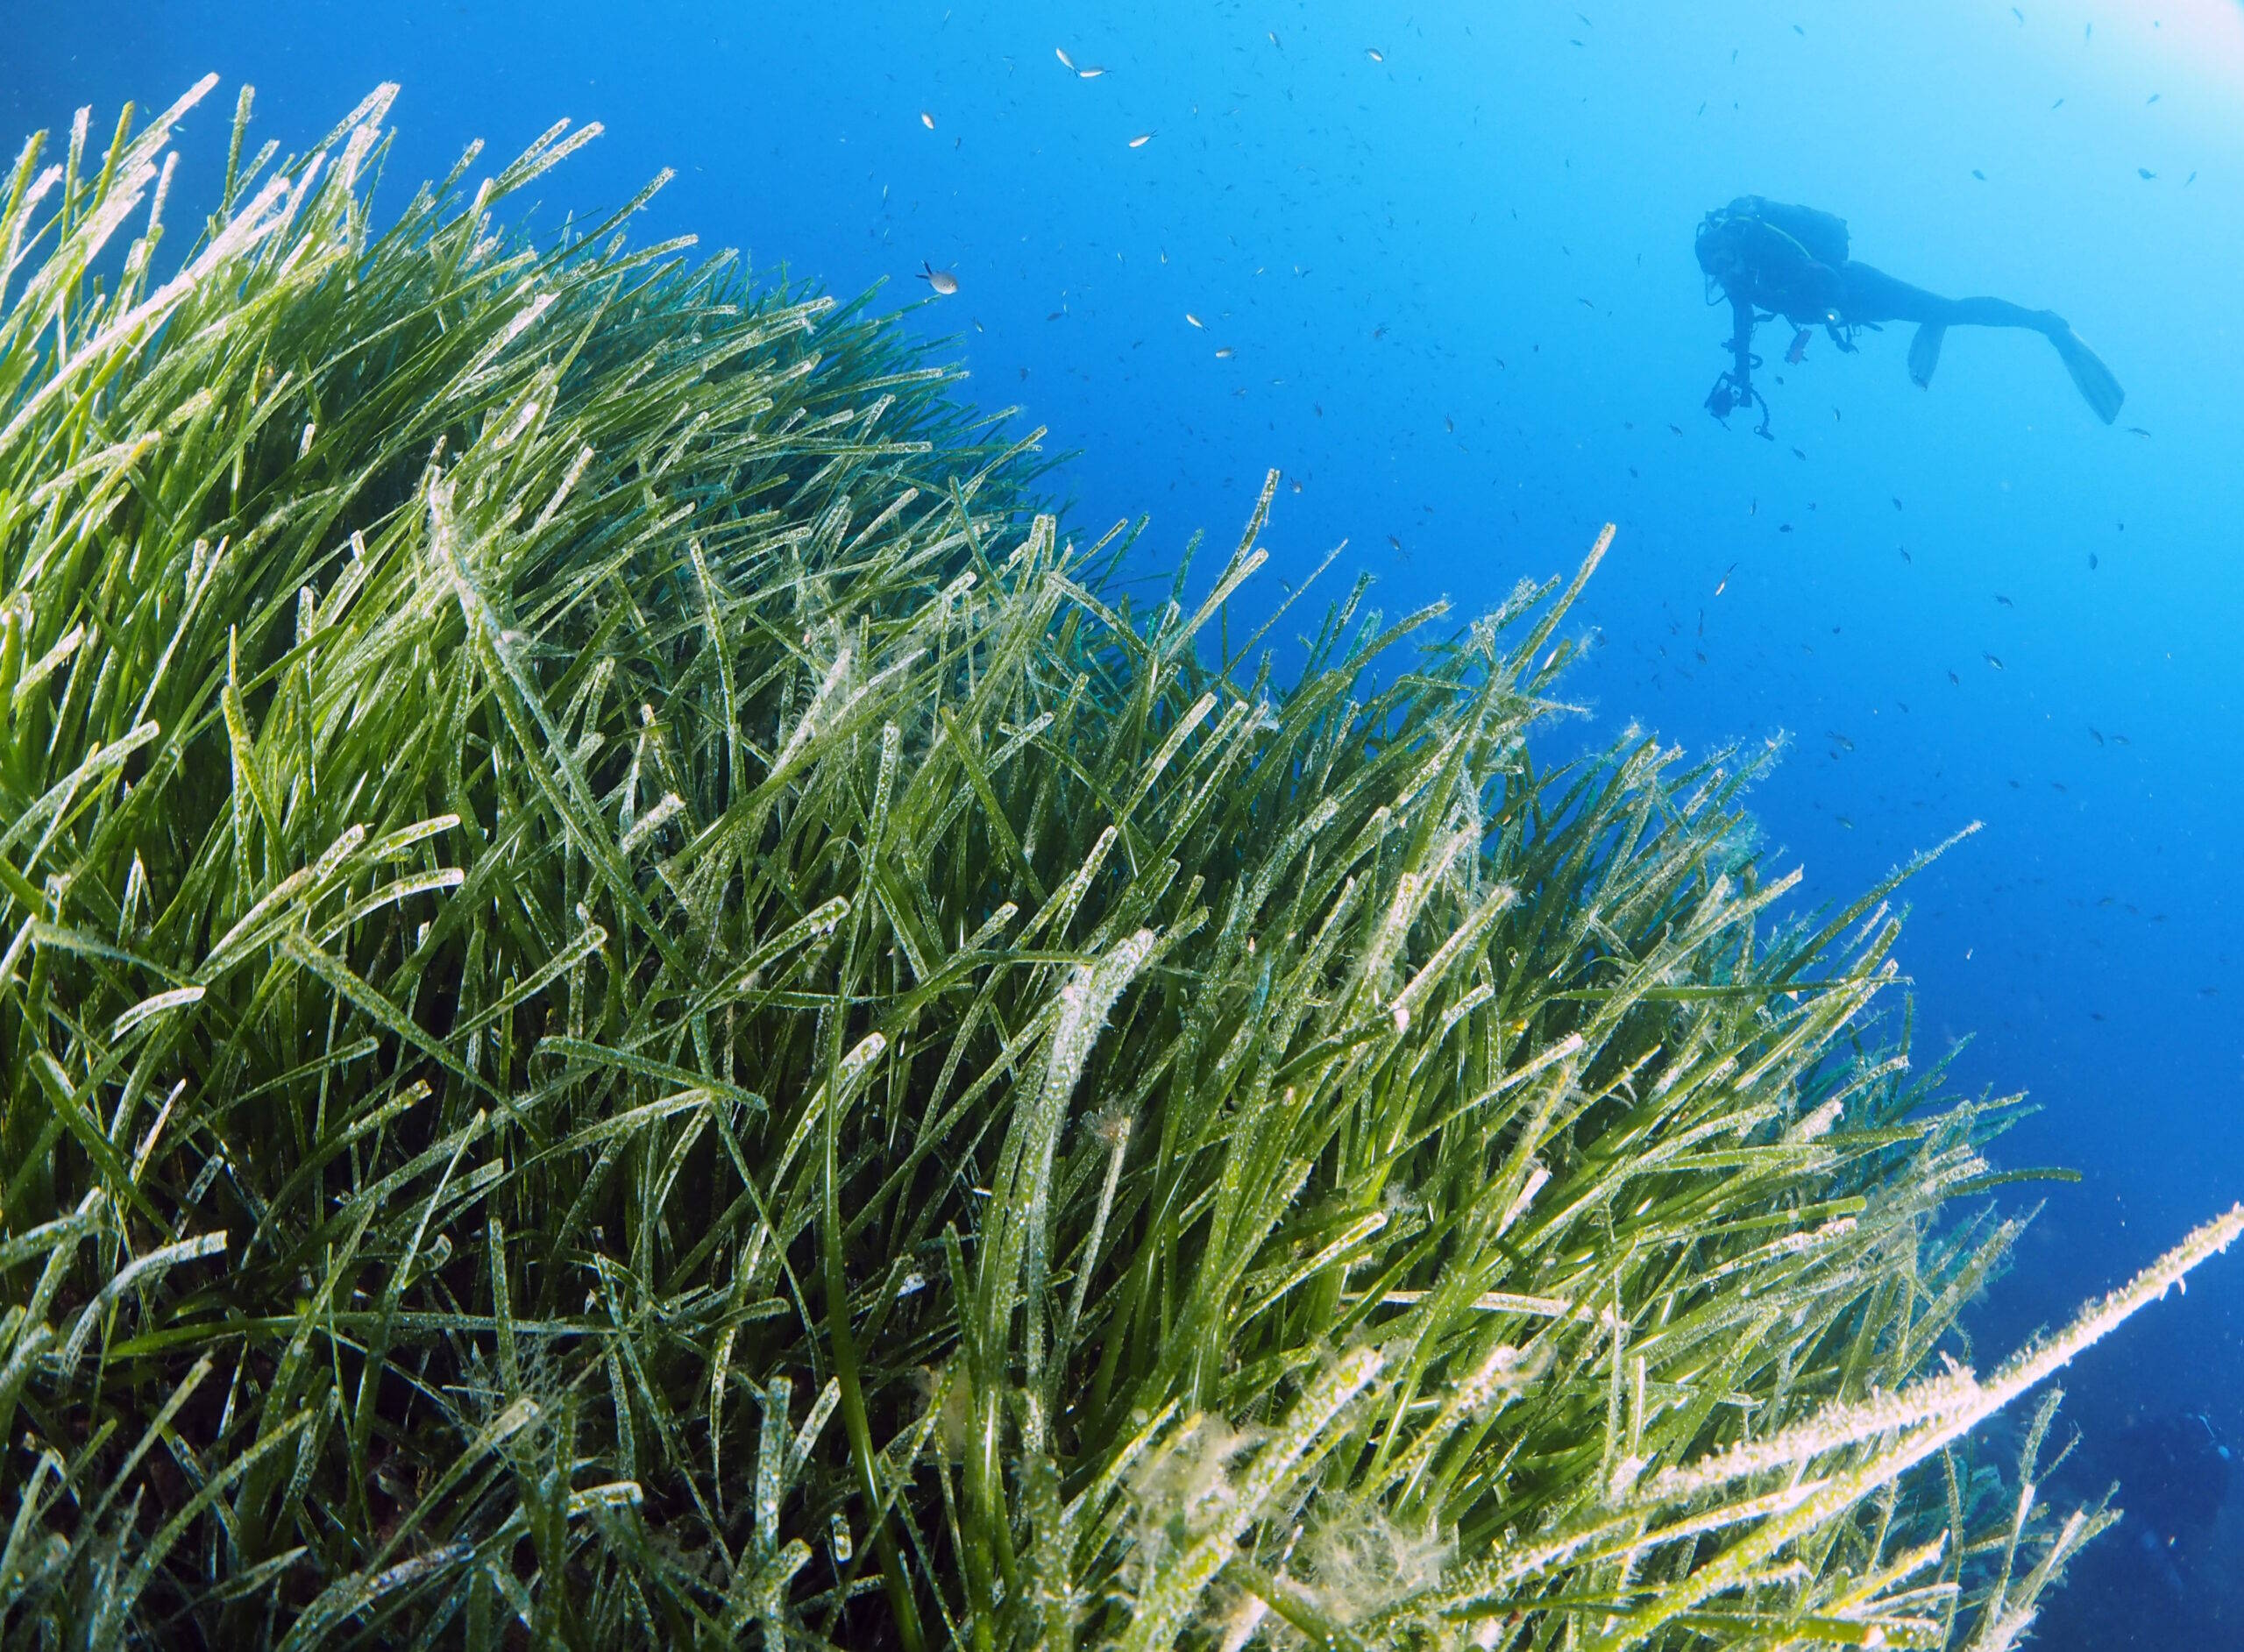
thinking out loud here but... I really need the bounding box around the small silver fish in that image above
[1128,131,1154,148]
[920,111,934,130]
[916,262,959,296]
[1056,46,1076,69]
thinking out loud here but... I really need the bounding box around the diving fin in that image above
[2050,326,2125,424]
[1907,323,1946,389]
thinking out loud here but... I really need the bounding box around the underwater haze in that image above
[8,0,2240,1641]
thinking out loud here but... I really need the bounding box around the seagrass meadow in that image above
[0,76,2239,1651]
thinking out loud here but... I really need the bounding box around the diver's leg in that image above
[1832,262,2056,330]
[1832,265,1965,389]
[1829,262,1950,324]
[1939,295,2062,331]
[1840,263,2120,421]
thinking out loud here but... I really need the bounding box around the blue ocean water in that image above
[6,1,2239,1640]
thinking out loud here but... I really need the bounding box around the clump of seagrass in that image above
[0,80,2237,1650]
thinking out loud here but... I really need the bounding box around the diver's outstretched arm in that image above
[1726,294,1756,389]
[1706,295,1772,433]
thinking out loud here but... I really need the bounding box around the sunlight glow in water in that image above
[2073,0,2244,96]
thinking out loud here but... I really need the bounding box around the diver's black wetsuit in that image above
[1695,195,2123,432]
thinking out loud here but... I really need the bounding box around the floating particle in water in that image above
[2012,6,2023,21]
[1973,168,1987,181]
[916,262,959,295]
[1289,478,1303,493]
[1445,415,1455,433]
[2186,170,2198,185]
[1948,670,1961,685]
[2127,425,2151,436]
[2052,96,2065,109]
[1900,546,1911,562]
[1128,132,1154,148]
[2148,92,2162,103]
[2089,551,2099,569]
[920,111,935,130]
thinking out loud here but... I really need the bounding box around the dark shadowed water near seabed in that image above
[6,0,2240,1641]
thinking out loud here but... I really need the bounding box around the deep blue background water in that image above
[6,1,2240,1640]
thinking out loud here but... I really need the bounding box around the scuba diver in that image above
[1694,195,2126,435]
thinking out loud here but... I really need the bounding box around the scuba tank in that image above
[1724,196,1850,266]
